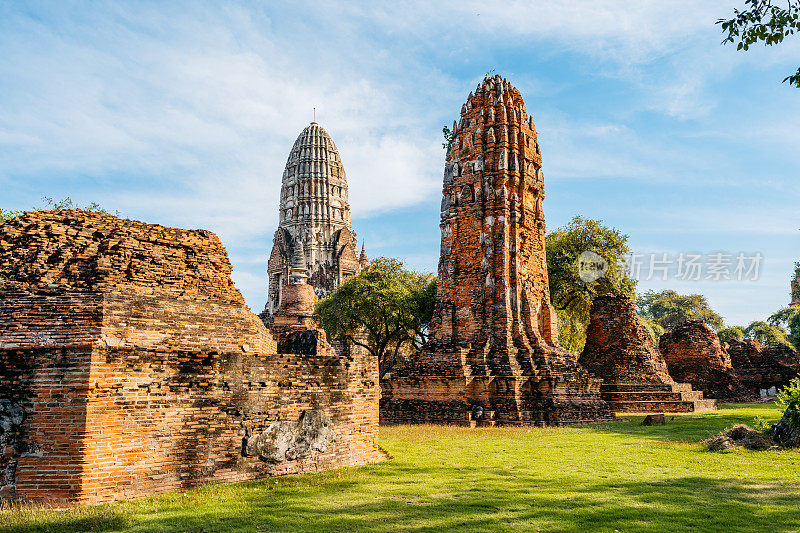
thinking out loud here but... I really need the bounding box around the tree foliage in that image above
[314,257,436,378]
[546,216,636,352]
[718,0,800,87]
[790,312,800,350]
[718,326,746,343]
[743,320,792,347]
[636,290,725,332]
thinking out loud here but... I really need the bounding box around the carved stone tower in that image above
[380,75,614,426]
[264,122,365,318]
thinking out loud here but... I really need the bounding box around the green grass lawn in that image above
[2,404,799,533]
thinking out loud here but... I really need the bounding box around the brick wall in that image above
[0,210,382,505]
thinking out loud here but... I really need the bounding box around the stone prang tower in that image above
[380,75,614,426]
[264,122,368,319]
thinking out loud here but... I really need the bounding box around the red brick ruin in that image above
[381,75,614,426]
[0,210,382,505]
[659,320,756,402]
[580,295,716,413]
[725,339,800,396]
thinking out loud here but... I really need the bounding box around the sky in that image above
[0,1,798,326]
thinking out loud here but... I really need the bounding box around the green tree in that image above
[768,307,800,329]
[718,0,800,87]
[744,320,793,347]
[790,312,800,350]
[636,290,725,332]
[792,262,800,303]
[314,258,436,378]
[718,326,746,343]
[546,216,637,352]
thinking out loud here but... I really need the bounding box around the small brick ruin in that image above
[579,295,716,413]
[725,339,800,396]
[381,75,614,426]
[659,320,756,402]
[0,210,382,505]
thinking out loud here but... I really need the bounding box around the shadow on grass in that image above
[4,473,799,533]
[584,403,785,444]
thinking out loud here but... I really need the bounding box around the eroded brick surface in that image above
[0,210,382,505]
[381,75,614,426]
[725,339,800,395]
[578,295,717,413]
[659,320,755,402]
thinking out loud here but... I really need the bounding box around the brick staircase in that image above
[600,382,717,414]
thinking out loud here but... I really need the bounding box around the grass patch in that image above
[1,404,798,532]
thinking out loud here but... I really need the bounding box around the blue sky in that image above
[1,1,798,325]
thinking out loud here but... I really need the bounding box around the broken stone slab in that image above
[245,410,336,463]
[641,414,665,426]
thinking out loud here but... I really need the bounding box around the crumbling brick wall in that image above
[0,210,381,505]
[725,339,800,395]
[579,294,674,385]
[659,320,755,401]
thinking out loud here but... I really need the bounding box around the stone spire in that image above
[359,242,369,269]
[265,122,364,317]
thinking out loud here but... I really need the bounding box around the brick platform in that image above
[0,210,382,505]
[381,75,614,427]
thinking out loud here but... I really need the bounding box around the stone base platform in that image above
[601,382,718,413]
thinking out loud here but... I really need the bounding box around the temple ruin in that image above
[380,75,614,426]
[725,339,800,396]
[659,320,755,402]
[579,295,716,413]
[0,210,382,505]
[263,122,368,323]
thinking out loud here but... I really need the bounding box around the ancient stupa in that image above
[380,75,614,426]
[263,122,368,321]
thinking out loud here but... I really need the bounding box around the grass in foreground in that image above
[1,404,799,533]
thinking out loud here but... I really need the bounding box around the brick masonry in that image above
[579,295,717,413]
[659,320,756,402]
[0,210,382,505]
[381,75,614,426]
[724,339,800,395]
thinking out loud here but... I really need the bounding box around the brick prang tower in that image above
[380,75,614,426]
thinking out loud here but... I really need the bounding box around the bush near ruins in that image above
[1,196,117,222]
[545,216,637,353]
[314,257,436,378]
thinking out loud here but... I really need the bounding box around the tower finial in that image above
[313,107,316,123]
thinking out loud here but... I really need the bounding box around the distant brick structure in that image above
[725,339,800,395]
[580,296,716,413]
[791,267,799,307]
[0,210,382,505]
[381,75,614,426]
[263,122,368,323]
[659,320,755,402]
